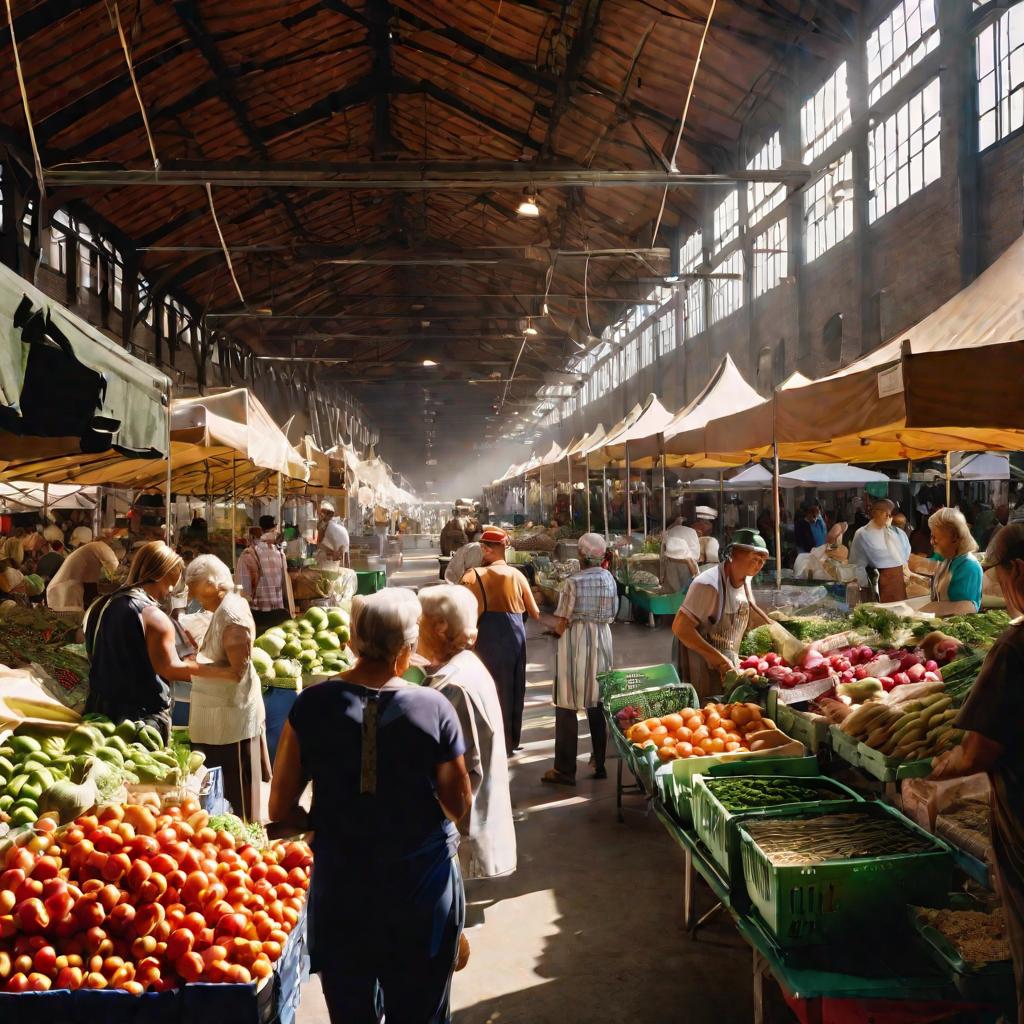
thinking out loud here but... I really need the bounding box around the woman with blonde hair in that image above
[910,506,984,615]
[84,540,194,741]
[419,583,516,880]
[185,554,267,822]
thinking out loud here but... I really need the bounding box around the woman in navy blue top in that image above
[269,589,472,1024]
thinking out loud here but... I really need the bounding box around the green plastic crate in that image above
[856,741,933,782]
[598,663,681,703]
[828,724,862,769]
[658,753,819,826]
[356,569,387,595]
[691,773,863,882]
[604,682,699,724]
[738,801,954,948]
[770,700,830,753]
[626,586,685,616]
[908,895,1016,1004]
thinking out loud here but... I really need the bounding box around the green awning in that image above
[0,263,169,457]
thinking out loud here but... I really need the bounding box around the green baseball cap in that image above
[730,528,769,554]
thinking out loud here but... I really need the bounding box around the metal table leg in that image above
[682,847,694,929]
[616,757,624,823]
[752,949,769,1024]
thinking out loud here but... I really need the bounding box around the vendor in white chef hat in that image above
[693,506,720,568]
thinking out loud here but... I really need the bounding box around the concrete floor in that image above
[296,551,756,1023]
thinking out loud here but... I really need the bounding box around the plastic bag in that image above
[900,772,989,831]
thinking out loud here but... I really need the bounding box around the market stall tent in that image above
[778,464,892,488]
[629,356,764,468]
[770,235,1024,462]
[599,397,674,462]
[0,388,308,495]
[0,263,170,460]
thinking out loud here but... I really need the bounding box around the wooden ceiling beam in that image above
[392,8,558,92]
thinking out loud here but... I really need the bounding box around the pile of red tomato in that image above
[0,798,311,994]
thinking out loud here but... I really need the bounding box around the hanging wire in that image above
[104,0,159,169]
[205,184,247,307]
[650,0,719,247]
[5,0,45,197]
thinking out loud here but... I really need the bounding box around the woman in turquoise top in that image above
[911,507,983,615]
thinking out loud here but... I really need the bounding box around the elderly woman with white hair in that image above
[185,553,267,821]
[909,506,984,615]
[269,588,472,1024]
[419,584,516,880]
[849,497,912,602]
[541,532,618,786]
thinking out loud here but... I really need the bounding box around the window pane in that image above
[804,153,854,260]
[867,0,940,104]
[802,63,851,162]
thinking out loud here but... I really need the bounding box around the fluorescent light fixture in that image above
[422,359,438,367]
[524,318,538,336]
[517,190,540,217]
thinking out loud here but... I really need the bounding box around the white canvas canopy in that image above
[599,396,674,461]
[630,356,763,467]
[779,464,891,488]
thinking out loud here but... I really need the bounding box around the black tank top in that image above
[84,590,170,720]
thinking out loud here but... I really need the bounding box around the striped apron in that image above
[554,620,614,711]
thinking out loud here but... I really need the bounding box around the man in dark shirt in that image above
[932,523,1024,1024]
[36,540,66,580]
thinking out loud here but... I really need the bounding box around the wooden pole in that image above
[565,454,573,529]
[584,457,592,534]
[773,442,782,590]
[602,465,609,540]
[164,383,173,545]
[626,443,632,539]
[231,457,237,572]
[42,483,48,525]
[945,452,952,507]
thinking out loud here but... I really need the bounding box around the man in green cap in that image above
[671,528,772,700]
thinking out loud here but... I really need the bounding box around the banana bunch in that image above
[840,691,962,762]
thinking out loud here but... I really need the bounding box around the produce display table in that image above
[0,908,309,1024]
[650,798,1004,1023]
[355,569,387,594]
[624,585,685,628]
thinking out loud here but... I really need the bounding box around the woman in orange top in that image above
[461,527,540,756]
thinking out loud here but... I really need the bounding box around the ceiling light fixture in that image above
[422,359,438,367]
[524,318,538,336]
[516,189,540,217]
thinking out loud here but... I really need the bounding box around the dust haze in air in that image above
[427,439,549,505]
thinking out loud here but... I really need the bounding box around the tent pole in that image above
[584,458,592,534]
[231,457,237,572]
[277,471,284,526]
[773,442,782,591]
[719,470,725,521]
[626,443,632,539]
[565,455,573,530]
[642,483,648,542]
[42,483,48,525]
[164,383,173,545]
[661,450,667,536]
[602,465,609,540]
[945,452,952,508]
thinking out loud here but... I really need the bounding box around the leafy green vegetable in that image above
[850,605,909,643]
[208,813,267,846]
[739,626,775,656]
[912,610,1010,648]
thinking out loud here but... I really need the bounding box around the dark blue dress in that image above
[288,679,467,1024]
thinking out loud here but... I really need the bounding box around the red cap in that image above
[480,527,508,545]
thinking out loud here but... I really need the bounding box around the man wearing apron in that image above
[671,528,772,700]
[662,527,700,594]
[461,527,541,756]
[849,498,911,603]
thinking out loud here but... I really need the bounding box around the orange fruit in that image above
[658,733,676,748]
[674,727,693,743]
[706,711,722,730]
[711,727,728,740]
[643,718,661,731]
[661,713,684,731]
[650,726,670,743]
[685,715,703,732]
[720,719,736,731]
[676,742,693,758]
[725,732,742,744]
[691,726,709,743]
[706,738,725,753]
[691,746,706,757]
[629,723,652,743]
[657,746,680,762]
[725,741,741,752]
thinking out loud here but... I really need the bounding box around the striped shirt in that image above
[555,566,617,624]
[237,537,287,611]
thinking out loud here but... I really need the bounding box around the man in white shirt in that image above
[316,501,350,568]
[46,540,119,612]
[444,541,484,583]
[694,506,721,566]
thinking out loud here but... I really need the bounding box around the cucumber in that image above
[0,756,12,777]
[9,806,37,826]
[0,795,12,813]
[18,781,43,803]
[0,747,14,760]
[6,773,29,797]
[8,736,41,756]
